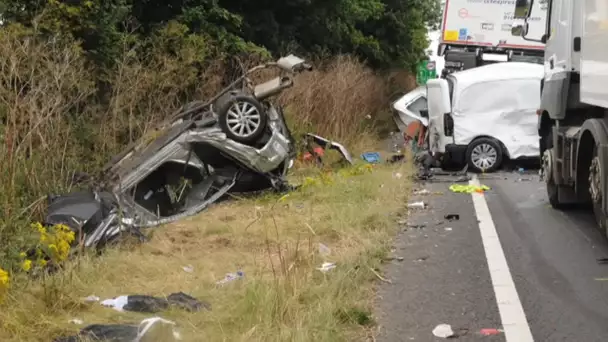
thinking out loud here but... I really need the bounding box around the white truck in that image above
[439,0,547,74]
[512,0,608,233]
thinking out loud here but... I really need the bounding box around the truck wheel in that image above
[589,146,607,231]
[466,138,503,173]
[546,177,564,209]
[543,147,572,210]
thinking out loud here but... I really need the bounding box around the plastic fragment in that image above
[432,324,455,338]
[82,295,100,302]
[361,152,381,163]
[407,201,427,209]
[216,271,244,285]
[479,328,503,336]
[317,262,336,272]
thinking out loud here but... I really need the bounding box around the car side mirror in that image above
[419,109,429,118]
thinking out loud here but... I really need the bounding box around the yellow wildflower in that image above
[55,224,71,232]
[48,244,58,255]
[21,259,32,272]
[0,268,9,286]
[31,222,46,234]
[57,240,70,261]
[19,252,27,258]
[38,259,47,267]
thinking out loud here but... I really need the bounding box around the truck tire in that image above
[465,138,503,173]
[589,145,607,231]
[546,176,566,209]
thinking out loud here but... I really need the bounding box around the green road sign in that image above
[416,60,437,85]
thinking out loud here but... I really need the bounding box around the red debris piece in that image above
[479,328,503,336]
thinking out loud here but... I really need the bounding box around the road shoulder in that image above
[375,177,505,341]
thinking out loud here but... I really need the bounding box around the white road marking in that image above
[470,175,534,341]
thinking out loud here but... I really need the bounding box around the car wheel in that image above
[466,138,503,173]
[217,94,267,144]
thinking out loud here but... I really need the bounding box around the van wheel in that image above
[466,138,503,173]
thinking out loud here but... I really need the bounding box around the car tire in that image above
[465,137,503,173]
[217,94,267,144]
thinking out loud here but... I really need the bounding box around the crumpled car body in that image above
[43,55,314,248]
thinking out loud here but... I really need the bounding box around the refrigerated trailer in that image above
[512,0,608,234]
[439,0,547,74]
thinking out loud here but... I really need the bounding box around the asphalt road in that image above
[376,170,608,342]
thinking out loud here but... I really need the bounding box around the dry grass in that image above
[279,55,390,143]
[0,161,412,341]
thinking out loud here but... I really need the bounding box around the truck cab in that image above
[512,0,608,235]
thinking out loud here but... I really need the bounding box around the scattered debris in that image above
[361,152,381,163]
[518,167,525,173]
[407,201,427,209]
[388,154,405,164]
[182,265,194,273]
[383,255,405,262]
[317,262,337,272]
[302,146,325,163]
[596,258,608,264]
[449,184,490,193]
[594,277,608,281]
[393,172,403,179]
[68,318,84,325]
[415,255,429,262]
[101,292,208,313]
[216,271,245,285]
[517,178,532,182]
[406,223,426,229]
[305,133,354,165]
[83,295,100,303]
[413,189,431,195]
[479,328,503,336]
[54,317,181,342]
[444,214,460,221]
[432,324,455,338]
[444,227,453,231]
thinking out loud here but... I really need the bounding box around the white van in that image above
[425,62,543,172]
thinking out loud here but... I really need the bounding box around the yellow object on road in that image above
[449,184,490,193]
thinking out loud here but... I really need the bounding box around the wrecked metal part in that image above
[303,133,354,165]
[43,55,312,249]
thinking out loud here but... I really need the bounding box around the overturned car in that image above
[44,55,314,249]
